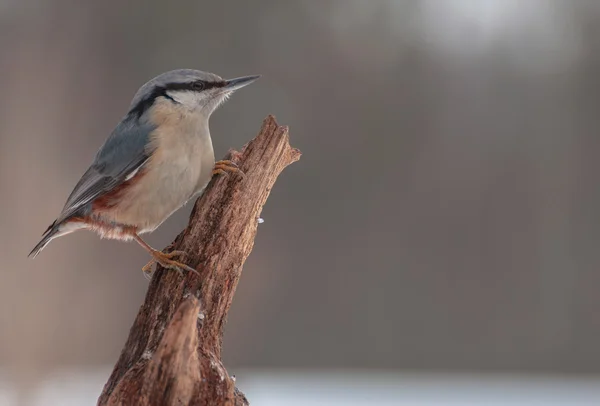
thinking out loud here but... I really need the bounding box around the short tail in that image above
[29,219,87,258]
[28,221,60,258]
[29,222,60,258]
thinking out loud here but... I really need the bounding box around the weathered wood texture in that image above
[97,115,300,406]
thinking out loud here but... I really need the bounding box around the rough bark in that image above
[97,115,301,406]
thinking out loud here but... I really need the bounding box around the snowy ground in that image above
[2,369,600,405]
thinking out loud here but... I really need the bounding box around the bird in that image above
[29,69,260,275]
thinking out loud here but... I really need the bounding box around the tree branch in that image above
[97,115,301,406]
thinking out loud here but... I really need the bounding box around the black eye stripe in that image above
[128,80,226,118]
[201,81,225,90]
[163,80,225,92]
[191,81,205,90]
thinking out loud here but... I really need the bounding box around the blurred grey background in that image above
[2,0,600,403]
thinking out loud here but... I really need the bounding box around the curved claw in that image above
[212,160,245,178]
[163,250,187,260]
[142,250,198,276]
[161,261,198,275]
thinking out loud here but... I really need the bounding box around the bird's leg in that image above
[132,233,198,276]
[212,160,244,177]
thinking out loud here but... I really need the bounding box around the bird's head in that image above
[128,69,260,119]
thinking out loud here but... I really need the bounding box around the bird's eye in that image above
[192,81,205,91]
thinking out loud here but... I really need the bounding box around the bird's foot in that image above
[212,160,244,177]
[142,250,198,278]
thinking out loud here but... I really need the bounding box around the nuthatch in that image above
[29,69,260,274]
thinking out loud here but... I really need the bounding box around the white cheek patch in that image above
[166,90,202,107]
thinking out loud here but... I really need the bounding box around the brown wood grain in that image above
[97,115,301,406]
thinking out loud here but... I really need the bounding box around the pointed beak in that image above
[224,75,261,91]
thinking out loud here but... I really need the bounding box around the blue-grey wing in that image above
[54,116,156,225]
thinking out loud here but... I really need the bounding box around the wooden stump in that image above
[97,115,301,406]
